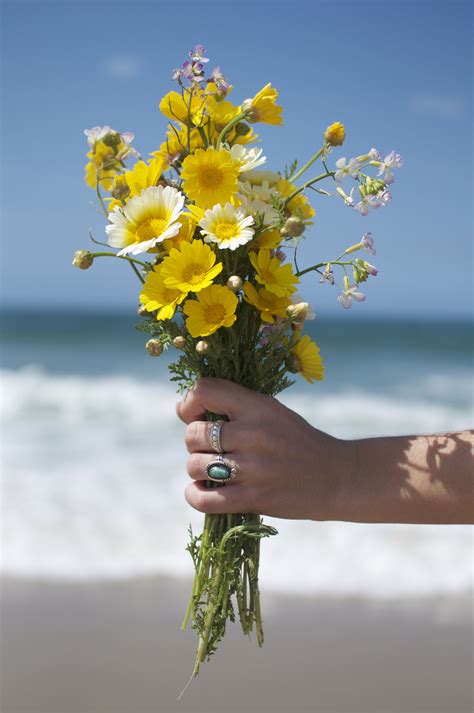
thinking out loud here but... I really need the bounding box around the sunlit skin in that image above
[177,378,474,525]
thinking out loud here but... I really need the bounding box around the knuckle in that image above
[186,454,202,479]
[184,421,201,452]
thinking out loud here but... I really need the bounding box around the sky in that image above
[1,0,472,318]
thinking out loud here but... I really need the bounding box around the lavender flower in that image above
[189,44,209,63]
[334,157,361,182]
[210,66,230,94]
[377,150,403,185]
[337,281,366,309]
[361,232,376,255]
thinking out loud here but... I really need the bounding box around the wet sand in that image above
[1,576,472,713]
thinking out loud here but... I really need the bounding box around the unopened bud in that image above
[345,242,363,255]
[72,250,94,270]
[195,340,210,355]
[145,338,163,356]
[286,302,310,323]
[173,336,186,349]
[281,217,305,238]
[110,175,130,201]
[227,275,243,292]
[362,177,385,196]
[324,121,345,147]
[241,99,258,122]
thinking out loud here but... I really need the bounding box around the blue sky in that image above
[1,0,472,317]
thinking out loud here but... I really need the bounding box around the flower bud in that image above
[226,275,243,292]
[324,122,345,147]
[286,302,310,323]
[195,340,210,355]
[72,250,94,270]
[173,336,186,349]
[145,338,163,357]
[110,175,130,201]
[241,99,258,122]
[362,177,386,196]
[281,217,305,238]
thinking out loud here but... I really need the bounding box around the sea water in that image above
[1,311,472,599]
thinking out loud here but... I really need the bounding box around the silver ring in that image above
[208,420,225,454]
[206,453,237,484]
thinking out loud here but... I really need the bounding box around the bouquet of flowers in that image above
[73,44,402,678]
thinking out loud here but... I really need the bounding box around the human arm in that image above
[176,378,474,525]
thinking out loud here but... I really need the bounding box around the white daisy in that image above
[106,185,185,256]
[237,193,279,226]
[199,203,254,250]
[230,145,266,173]
[239,168,280,186]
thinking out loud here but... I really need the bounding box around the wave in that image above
[1,366,472,597]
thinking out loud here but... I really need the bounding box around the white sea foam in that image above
[1,366,472,598]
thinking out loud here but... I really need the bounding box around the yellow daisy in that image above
[85,141,117,190]
[206,96,241,129]
[181,147,239,208]
[249,250,299,297]
[160,214,196,254]
[152,127,203,167]
[243,282,291,323]
[108,156,165,211]
[289,335,324,383]
[254,228,282,250]
[159,90,206,126]
[106,185,185,256]
[183,284,238,338]
[139,266,187,320]
[160,239,223,294]
[244,83,283,126]
[276,178,315,222]
[199,203,254,250]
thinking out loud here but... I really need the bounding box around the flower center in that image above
[199,167,223,189]
[135,217,168,242]
[203,303,226,325]
[213,221,236,241]
[182,262,206,284]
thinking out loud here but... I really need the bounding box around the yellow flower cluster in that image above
[81,51,329,384]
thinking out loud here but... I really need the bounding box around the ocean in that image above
[1,310,472,599]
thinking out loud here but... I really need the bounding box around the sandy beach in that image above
[1,575,472,713]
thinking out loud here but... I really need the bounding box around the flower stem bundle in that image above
[74,44,402,676]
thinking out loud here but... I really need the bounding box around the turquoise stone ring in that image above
[206,454,237,484]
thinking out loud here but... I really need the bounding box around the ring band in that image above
[208,420,225,454]
[206,453,237,484]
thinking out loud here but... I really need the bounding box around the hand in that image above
[176,378,354,520]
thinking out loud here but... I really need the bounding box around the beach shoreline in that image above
[1,575,472,713]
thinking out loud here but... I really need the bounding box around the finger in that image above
[176,377,271,424]
[184,420,237,454]
[186,452,241,481]
[185,481,258,514]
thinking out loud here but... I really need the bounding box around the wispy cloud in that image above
[412,94,465,118]
[101,55,142,80]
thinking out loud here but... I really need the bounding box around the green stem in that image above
[296,259,353,278]
[289,146,324,182]
[90,251,147,268]
[95,173,109,217]
[216,111,247,149]
[283,171,335,209]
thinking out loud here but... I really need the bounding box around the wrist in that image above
[310,435,360,521]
